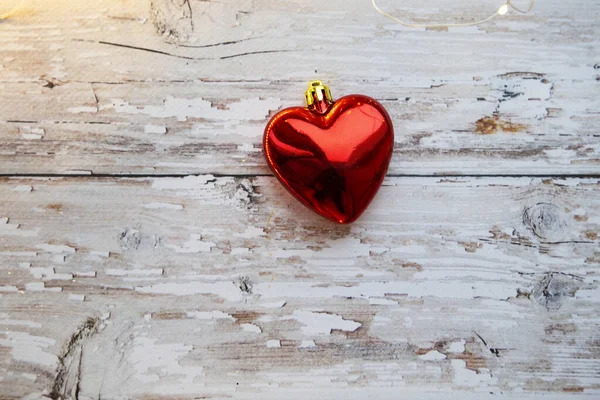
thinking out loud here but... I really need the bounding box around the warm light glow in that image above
[0,0,25,20]
[371,0,535,29]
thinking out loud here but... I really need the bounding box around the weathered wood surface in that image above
[0,0,599,175]
[1,0,600,398]
[1,176,599,398]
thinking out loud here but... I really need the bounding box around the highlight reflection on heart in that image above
[264,87,394,224]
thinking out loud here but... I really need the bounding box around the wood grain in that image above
[1,0,600,398]
[0,0,599,175]
[1,176,599,397]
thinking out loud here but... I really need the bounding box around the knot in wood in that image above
[532,273,579,311]
[523,203,567,242]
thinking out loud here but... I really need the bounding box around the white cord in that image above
[0,0,25,20]
[372,0,535,29]
[508,0,536,14]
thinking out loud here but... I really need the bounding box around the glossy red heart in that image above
[263,94,394,223]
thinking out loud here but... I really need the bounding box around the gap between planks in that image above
[1,173,600,179]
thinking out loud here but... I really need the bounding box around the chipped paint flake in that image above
[167,234,215,253]
[106,268,164,276]
[35,243,76,254]
[73,271,96,278]
[451,359,497,387]
[135,281,242,301]
[20,133,43,140]
[20,264,72,281]
[0,332,57,367]
[151,175,219,190]
[299,340,316,348]
[144,124,167,134]
[0,218,40,237]
[24,282,62,292]
[285,311,361,335]
[128,337,204,386]
[419,350,447,361]
[448,340,466,353]
[187,311,234,320]
[142,202,183,210]
[241,323,262,333]
[0,319,42,328]
[89,250,109,257]
[11,185,32,192]
[255,280,516,301]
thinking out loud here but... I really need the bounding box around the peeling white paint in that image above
[0,218,40,237]
[102,96,280,123]
[0,16,598,390]
[231,247,249,255]
[285,311,361,335]
[255,281,516,301]
[36,244,76,254]
[447,340,466,353]
[11,185,32,192]
[151,175,220,190]
[187,311,234,320]
[0,319,42,328]
[266,340,281,348]
[576,286,600,301]
[241,323,262,333]
[167,234,215,253]
[20,265,72,281]
[24,282,61,292]
[52,255,67,264]
[298,340,316,348]
[0,332,57,367]
[419,350,446,361]
[20,133,43,140]
[128,337,204,385]
[451,359,497,387]
[142,202,183,210]
[122,277,161,282]
[106,268,164,276]
[88,250,109,258]
[135,281,241,301]
[0,251,37,257]
[144,124,167,134]
[237,143,259,152]
[73,271,96,278]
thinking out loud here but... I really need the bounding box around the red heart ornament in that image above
[264,81,394,224]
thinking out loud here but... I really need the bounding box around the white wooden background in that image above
[1,0,599,398]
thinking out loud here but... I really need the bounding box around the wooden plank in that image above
[1,176,599,397]
[0,0,599,175]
